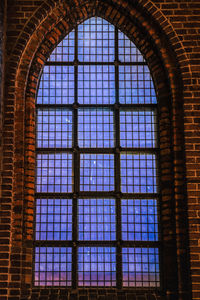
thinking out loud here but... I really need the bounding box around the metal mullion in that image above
[114,26,122,290]
[46,61,147,66]
[72,25,78,289]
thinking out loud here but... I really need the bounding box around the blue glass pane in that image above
[120,109,157,148]
[121,199,158,241]
[120,154,157,193]
[37,109,73,148]
[37,66,74,104]
[35,247,72,286]
[35,199,72,241]
[48,30,75,62]
[36,153,73,193]
[78,17,115,62]
[119,66,157,104]
[118,30,145,63]
[78,108,114,148]
[78,198,116,241]
[122,248,160,287]
[78,65,115,104]
[78,247,116,286]
[80,154,114,191]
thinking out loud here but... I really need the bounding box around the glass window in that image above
[35,17,160,288]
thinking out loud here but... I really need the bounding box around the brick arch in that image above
[7,1,191,299]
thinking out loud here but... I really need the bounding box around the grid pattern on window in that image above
[35,247,72,286]
[37,66,74,105]
[78,18,115,62]
[78,198,116,241]
[120,109,157,148]
[78,65,115,104]
[80,154,115,191]
[78,108,114,148]
[118,30,145,63]
[78,247,116,286]
[36,153,73,193]
[121,199,158,241]
[35,16,160,289]
[37,108,73,148]
[122,248,159,287]
[120,154,157,193]
[48,30,75,62]
[119,66,157,104]
[35,198,72,241]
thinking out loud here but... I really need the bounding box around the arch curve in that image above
[8,1,191,299]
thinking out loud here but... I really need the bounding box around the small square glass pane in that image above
[78,247,116,286]
[35,198,72,241]
[119,66,157,104]
[36,153,73,193]
[80,154,114,191]
[122,248,160,287]
[120,153,157,193]
[120,109,157,148]
[37,66,74,104]
[37,109,73,148]
[78,17,114,62]
[78,65,115,104]
[35,247,72,286]
[78,108,114,148]
[121,199,158,241]
[78,198,116,241]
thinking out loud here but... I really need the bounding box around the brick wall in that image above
[0,0,200,299]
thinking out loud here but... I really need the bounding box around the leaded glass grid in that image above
[35,16,160,289]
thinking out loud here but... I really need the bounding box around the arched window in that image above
[35,17,159,289]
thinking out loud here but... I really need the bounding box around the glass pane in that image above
[37,66,74,104]
[122,248,160,287]
[78,198,116,241]
[35,247,72,286]
[37,109,73,148]
[118,30,145,62]
[78,108,114,148]
[80,154,114,191]
[78,17,114,62]
[120,109,157,148]
[48,30,75,62]
[119,66,157,104]
[78,65,115,104]
[35,198,72,241]
[120,153,157,193]
[36,153,73,193]
[121,199,158,241]
[78,247,116,286]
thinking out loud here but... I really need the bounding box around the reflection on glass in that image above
[78,198,116,241]
[78,65,115,104]
[120,109,157,148]
[36,153,73,193]
[121,199,158,241]
[37,109,73,148]
[37,66,74,105]
[80,154,115,191]
[35,199,72,241]
[78,17,115,62]
[120,153,157,193]
[78,108,114,148]
[35,247,72,286]
[122,248,159,287]
[78,247,116,286]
